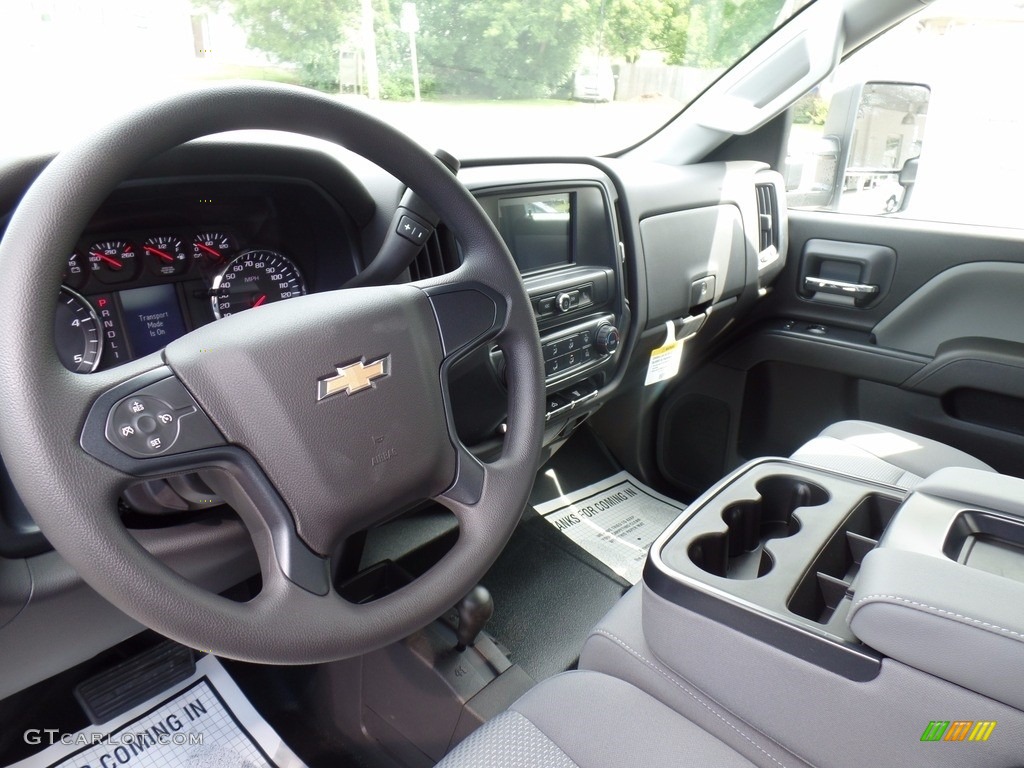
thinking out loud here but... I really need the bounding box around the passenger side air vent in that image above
[408,225,461,281]
[755,183,779,254]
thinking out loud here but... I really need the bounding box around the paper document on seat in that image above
[535,470,686,583]
[8,656,304,768]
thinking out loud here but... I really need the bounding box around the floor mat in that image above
[534,470,687,584]
[480,513,630,683]
[9,656,304,768]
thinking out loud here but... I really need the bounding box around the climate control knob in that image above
[595,323,620,355]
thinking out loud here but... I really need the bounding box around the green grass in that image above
[193,64,301,85]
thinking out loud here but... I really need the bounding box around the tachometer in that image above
[54,287,103,372]
[211,249,306,319]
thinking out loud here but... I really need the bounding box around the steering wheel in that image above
[0,83,545,663]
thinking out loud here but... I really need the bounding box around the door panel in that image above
[696,210,1024,484]
[873,262,1024,354]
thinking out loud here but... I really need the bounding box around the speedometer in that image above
[211,249,306,319]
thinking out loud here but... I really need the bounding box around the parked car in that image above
[572,59,616,102]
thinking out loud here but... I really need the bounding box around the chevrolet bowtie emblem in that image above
[317,357,390,401]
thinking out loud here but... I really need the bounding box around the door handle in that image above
[803,276,879,299]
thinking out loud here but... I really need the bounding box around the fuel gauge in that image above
[144,235,190,276]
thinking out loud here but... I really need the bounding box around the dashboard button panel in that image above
[539,315,617,384]
[534,282,594,319]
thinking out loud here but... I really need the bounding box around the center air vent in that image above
[408,225,461,281]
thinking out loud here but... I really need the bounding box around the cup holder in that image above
[688,476,829,580]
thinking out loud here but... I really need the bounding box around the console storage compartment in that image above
[788,494,900,623]
[847,467,1024,710]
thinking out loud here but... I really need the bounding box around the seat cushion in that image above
[437,670,757,768]
[790,420,994,490]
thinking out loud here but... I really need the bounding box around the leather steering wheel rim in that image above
[0,83,545,662]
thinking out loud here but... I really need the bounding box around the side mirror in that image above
[897,156,919,211]
[787,81,929,215]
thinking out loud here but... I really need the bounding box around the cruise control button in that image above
[104,376,225,459]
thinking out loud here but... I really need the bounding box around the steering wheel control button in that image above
[136,414,157,433]
[396,214,431,245]
[110,394,181,455]
[104,376,224,459]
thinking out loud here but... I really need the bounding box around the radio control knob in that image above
[595,324,620,355]
[556,292,573,313]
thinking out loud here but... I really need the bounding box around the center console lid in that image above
[848,467,1024,710]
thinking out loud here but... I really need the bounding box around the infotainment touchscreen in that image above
[496,192,572,273]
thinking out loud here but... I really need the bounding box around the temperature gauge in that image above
[88,240,139,283]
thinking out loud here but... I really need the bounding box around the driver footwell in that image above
[480,428,632,683]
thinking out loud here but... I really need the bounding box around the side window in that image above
[785,0,1023,228]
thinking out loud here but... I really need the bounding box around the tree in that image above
[198,0,358,90]
[662,0,782,68]
[597,0,676,63]
[413,0,592,99]
[201,0,788,98]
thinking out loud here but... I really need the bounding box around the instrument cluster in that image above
[57,227,306,372]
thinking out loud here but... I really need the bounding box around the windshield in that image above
[1,0,811,159]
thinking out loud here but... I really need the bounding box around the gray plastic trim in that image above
[873,262,1024,355]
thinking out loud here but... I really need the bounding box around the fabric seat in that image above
[790,419,994,490]
[436,670,757,768]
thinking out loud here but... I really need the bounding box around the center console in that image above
[644,458,904,680]
[476,184,626,430]
[580,459,1024,768]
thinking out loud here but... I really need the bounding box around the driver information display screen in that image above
[119,284,189,357]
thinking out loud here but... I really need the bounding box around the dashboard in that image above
[0,140,787,698]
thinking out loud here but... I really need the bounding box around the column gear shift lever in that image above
[455,585,494,651]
